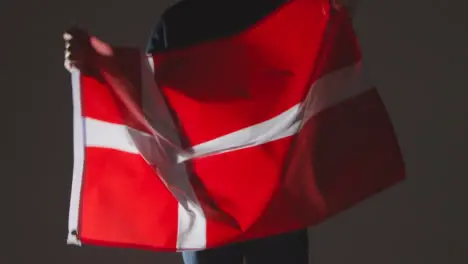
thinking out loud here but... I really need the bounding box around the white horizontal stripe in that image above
[85,117,151,154]
[84,61,370,160]
[303,61,368,121]
[180,61,370,161]
[177,104,302,162]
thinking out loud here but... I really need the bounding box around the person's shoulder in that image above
[149,0,290,52]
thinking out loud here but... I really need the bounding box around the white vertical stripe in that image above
[142,55,207,250]
[85,109,207,250]
[67,68,85,246]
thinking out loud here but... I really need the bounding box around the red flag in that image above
[67,0,405,251]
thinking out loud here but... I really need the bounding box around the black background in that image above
[6,0,468,263]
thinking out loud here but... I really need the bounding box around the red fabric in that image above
[70,0,405,251]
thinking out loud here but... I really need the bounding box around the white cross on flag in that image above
[67,0,405,251]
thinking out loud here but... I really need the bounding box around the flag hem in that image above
[67,68,85,246]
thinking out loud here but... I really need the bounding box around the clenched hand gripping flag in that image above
[67,0,405,251]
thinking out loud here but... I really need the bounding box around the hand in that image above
[63,27,114,72]
[63,27,91,72]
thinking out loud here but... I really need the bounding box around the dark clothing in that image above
[146,0,289,53]
[182,230,309,264]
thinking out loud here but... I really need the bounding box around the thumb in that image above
[89,36,114,57]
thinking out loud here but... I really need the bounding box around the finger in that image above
[64,58,84,72]
[64,59,74,72]
[65,37,88,59]
[63,32,72,41]
[65,47,85,62]
[64,27,90,45]
[65,37,84,50]
[89,36,113,56]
